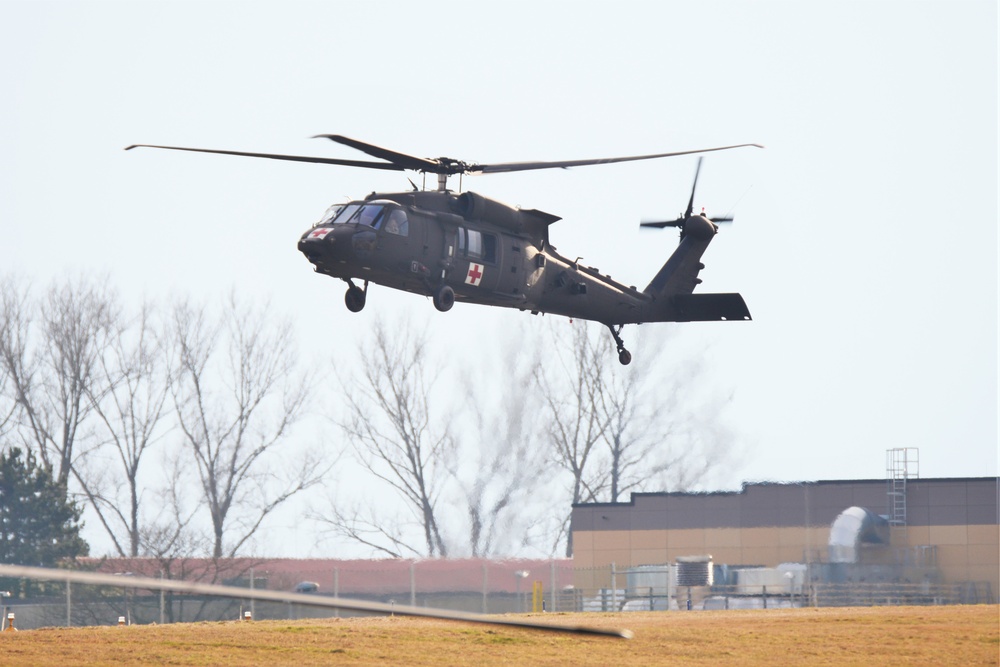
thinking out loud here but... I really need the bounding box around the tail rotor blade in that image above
[684,156,703,219]
[640,218,684,229]
[640,157,741,230]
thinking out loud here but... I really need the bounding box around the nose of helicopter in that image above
[299,225,350,264]
[299,224,379,267]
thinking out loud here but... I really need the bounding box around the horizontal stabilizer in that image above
[672,293,751,322]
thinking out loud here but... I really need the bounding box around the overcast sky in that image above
[2,1,997,554]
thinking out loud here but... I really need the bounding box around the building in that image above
[571,476,998,606]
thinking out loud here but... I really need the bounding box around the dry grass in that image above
[1,605,997,666]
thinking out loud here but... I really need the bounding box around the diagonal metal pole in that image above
[0,564,632,639]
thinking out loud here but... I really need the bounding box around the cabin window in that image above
[482,233,496,263]
[457,227,496,263]
[466,229,483,258]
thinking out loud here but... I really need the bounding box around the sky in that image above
[2,1,997,555]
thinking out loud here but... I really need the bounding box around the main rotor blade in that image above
[0,564,632,639]
[470,143,764,174]
[124,144,405,171]
[313,134,445,173]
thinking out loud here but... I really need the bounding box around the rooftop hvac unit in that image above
[828,506,890,563]
[676,556,714,587]
[733,564,805,595]
[626,564,675,597]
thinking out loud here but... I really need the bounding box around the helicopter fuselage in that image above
[297,189,742,328]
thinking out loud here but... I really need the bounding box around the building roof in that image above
[85,557,574,596]
[571,477,999,532]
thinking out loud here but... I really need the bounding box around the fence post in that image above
[610,562,617,612]
[249,567,255,621]
[550,560,556,613]
[160,571,165,625]
[334,567,339,618]
[481,562,488,614]
[410,561,416,607]
[66,581,71,627]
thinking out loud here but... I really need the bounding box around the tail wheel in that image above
[433,285,455,312]
[607,324,631,365]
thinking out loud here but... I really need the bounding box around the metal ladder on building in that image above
[886,448,919,526]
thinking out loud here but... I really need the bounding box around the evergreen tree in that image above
[0,447,88,596]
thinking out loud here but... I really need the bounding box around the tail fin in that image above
[642,214,717,297]
[640,157,749,321]
[642,228,751,321]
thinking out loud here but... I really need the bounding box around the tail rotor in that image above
[640,157,735,231]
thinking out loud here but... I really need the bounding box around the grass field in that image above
[1,605,997,666]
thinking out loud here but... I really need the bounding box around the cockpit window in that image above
[342,203,386,228]
[332,203,362,224]
[319,201,407,236]
[317,204,343,226]
[383,208,409,236]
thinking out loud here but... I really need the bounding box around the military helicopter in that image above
[126,135,761,364]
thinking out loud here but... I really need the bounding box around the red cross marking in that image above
[465,263,483,287]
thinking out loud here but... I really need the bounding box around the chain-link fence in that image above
[571,563,995,612]
[1,558,993,631]
[0,558,577,630]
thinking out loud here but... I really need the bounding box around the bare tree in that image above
[0,274,117,491]
[600,330,683,502]
[73,301,174,557]
[171,293,320,558]
[0,277,24,440]
[324,318,453,557]
[317,503,422,559]
[448,335,549,557]
[536,321,740,555]
[139,457,207,562]
[600,327,740,500]
[534,322,611,556]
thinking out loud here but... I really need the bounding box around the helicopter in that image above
[125,135,762,365]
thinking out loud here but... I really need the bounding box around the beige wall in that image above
[574,523,999,596]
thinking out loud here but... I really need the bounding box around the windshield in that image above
[318,201,406,235]
[332,203,362,224]
[327,202,387,228]
[351,204,386,228]
[316,204,343,226]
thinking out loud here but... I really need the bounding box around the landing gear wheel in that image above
[607,324,631,365]
[345,285,366,313]
[432,285,455,312]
